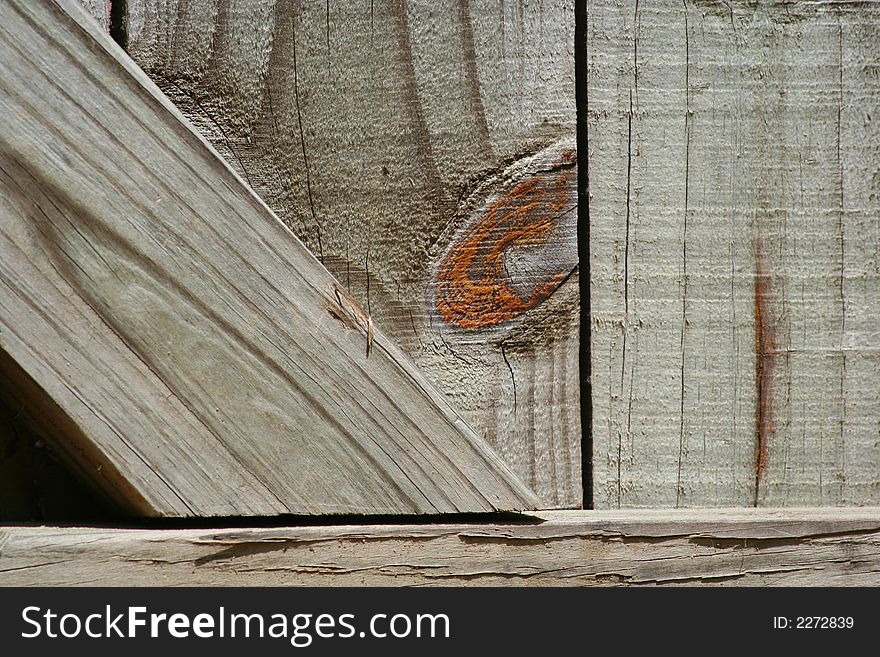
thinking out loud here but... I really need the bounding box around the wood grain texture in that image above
[588,0,880,507]
[123,0,581,508]
[0,0,111,522]
[77,0,109,31]
[2,508,879,585]
[0,0,538,517]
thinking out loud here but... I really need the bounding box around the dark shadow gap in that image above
[0,394,125,524]
[575,0,593,509]
[1,511,546,530]
[109,0,127,49]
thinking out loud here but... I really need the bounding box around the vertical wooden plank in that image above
[589,0,880,507]
[749,6,846,506]
[124,0,581,507]
[590,0,707,507]
[674,0,754,506]
[812,10,880,505]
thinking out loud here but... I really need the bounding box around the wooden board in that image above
[588,0,880,507]
[0,0,113,523]
[77,0,109,31]
[2,508,879,585]
[0,0,538,517]
[122,0,582,508]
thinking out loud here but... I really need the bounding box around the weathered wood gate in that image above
[1,0,879,584]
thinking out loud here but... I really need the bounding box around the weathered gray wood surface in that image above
[77,0,108,31]
[0,0,114,524]
[0,0,538,517]
[123,0,582,508]
[588,0,880,507]
[2,508,879,585]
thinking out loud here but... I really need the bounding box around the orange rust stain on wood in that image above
[435,153,576,330]
[753,234,776,505]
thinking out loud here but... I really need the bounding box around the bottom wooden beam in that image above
[2,509,879,586]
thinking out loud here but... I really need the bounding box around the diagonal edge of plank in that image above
[0,0,539,517]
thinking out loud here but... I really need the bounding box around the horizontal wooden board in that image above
[0,0,537,517]
[2,508,879,585]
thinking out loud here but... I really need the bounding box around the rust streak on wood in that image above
[435,150,576,330]
[753,233,775,506]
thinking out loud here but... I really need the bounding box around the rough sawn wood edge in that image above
[2,508,878,585]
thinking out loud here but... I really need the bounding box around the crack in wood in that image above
[676,0,692,508]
